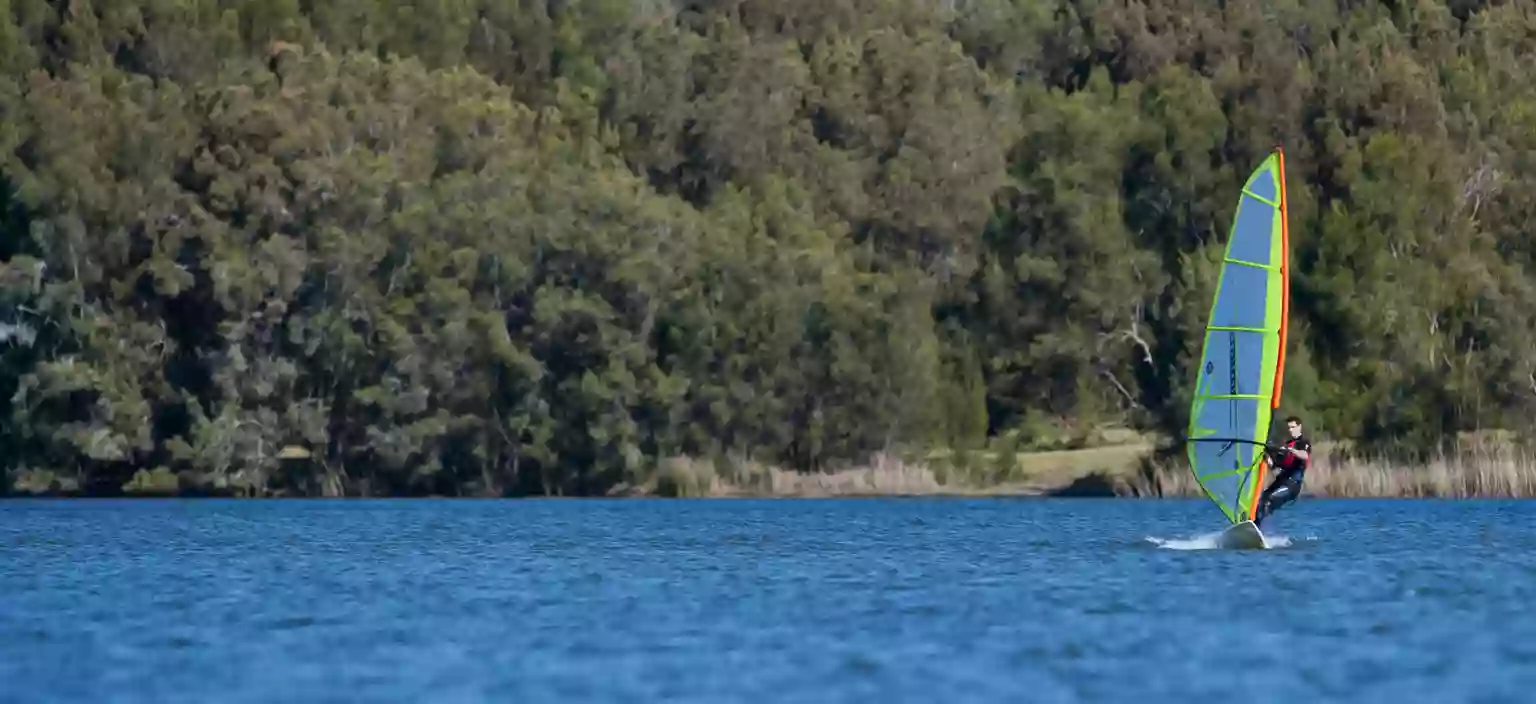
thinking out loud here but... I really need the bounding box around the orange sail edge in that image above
[1273,145,1290,410]
[1247,455,1268,522]
[1247,146,1291,522]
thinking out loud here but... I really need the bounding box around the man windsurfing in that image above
[1254,415,1311,527]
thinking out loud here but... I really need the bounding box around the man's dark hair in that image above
[1284,415,1302,425]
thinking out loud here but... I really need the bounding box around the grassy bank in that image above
[613,440,1154,498]
[3,440,1156,498]
[669,431,1536,500]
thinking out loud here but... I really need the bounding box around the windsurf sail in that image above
[1185,147,1291,524]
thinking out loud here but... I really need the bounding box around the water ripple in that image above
[2,498,1534,702]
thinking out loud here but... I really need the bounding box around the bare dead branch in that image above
[1461,153,1503,222]
[1100,368,1142,409]
[1102,300,1154,366]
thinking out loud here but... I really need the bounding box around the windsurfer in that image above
[1254,416,1311,527]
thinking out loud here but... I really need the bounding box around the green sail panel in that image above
[1186,152,1287,524]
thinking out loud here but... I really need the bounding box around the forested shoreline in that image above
[2,0,1534,497]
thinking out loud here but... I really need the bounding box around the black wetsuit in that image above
[1255,434,1310,526]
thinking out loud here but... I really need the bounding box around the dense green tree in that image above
[2,0,1535,496]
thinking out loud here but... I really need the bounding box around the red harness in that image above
[1275,437,1309,472]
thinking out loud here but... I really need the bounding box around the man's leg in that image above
[1258,475,1301,525]
[1254,470,1298,526]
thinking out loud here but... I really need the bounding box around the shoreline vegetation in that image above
[6,2,1536,500]
[605,435,1536,500]
[12,433,1536,499]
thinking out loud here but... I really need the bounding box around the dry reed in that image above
[1129,440,1536,499]
[616,452,1049,498]
[616,436,1536,499]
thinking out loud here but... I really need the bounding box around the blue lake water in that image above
[3,497,1535,702]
